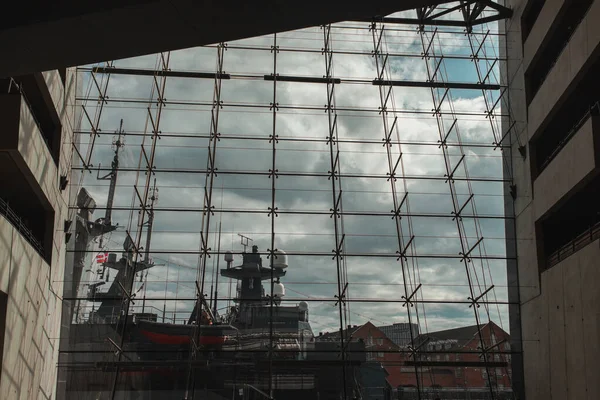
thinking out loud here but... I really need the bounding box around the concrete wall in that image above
[505,1,600,399]
[523,0,566,70]
[533,116,600,220]
[528,0,600,139]
[0,68,76,399]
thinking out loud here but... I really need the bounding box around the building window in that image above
[378,352,384,358]
[455,368,462,378]
[496,368,503,377]
[524,0,594,104]
[4,74,63,164]
[538,173,600,272]
[0,194,54,264]
[520,0,545,42]
[378,338,383,345]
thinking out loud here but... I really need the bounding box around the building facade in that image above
[377,322,419,347]
[385,322,512,394]
[0,71,76,398]
[504,0,600,399]
[321,321,513,399]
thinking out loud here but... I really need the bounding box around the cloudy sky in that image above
[70,9,512,338]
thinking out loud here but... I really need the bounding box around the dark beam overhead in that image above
[1,0,457,77]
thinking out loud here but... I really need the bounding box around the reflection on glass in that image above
[60,8,516,400]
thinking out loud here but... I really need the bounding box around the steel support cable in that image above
[468,24,516,389]
[73,96,510,117]
[82,61,114,170]
[432,28,504,394]
[418,26,487,397]
[69,182,508,199]
[377,20,431,371]
[371,22,426,399]
[266,33,279,398]
[62,295,517,305]
[479,22,526,156]
[322,24,350,400]
[324,24,351,329]
[433,33,492,302]
[434,30,505,335]
[72,128,511,150]
[119,53,167,316]
[381,26,437,394]
[183,42,226,399]
[438,52,501,349]
[380,20,430,329]
[420,29,499,399]
[66,62,114,242]
[379,27,434,385]
[71,64,99,183]
[109,52,171,400]
[464,30,513,181]
[467,28,514,335]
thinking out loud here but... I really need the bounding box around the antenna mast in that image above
[238,233,253,253]
[144,179,158,264]
[213,221,222,317]
[98,119,125,226]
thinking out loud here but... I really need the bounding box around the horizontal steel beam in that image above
[264,75,341,84]
[92,67,231,80]
[372,79,501,91]
[404,360,509,367]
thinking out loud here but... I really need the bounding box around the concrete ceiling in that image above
[1,0,455,77]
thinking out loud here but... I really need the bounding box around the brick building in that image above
[320,321,513,398]
[377,322,419,347]
[318,321,400,362]
[386,321,513,397]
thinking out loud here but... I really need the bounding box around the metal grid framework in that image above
[59,3,519,400]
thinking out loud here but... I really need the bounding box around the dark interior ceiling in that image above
[0,0,454,77]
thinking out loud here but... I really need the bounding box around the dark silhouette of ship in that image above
[61,121,371,399]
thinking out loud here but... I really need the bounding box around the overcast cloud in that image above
[73,13,511,337]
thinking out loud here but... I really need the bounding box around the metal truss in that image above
[364,1,513,32]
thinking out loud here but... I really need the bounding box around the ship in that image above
[59,121,372,399]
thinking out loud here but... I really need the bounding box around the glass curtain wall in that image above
[58,5,518,400]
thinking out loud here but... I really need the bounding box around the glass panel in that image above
[64,12,518,400]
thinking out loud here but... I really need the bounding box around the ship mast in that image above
[141,179,158,313]
[145,179,158,263]
[98,118,125,227]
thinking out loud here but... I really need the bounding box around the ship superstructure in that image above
[61,120,368,399]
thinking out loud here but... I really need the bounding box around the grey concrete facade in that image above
[0,70,76,398]
[504,1,600,399]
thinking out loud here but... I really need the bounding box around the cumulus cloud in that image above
[73,17,511,338]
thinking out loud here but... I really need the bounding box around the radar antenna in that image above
[238,233,253,253]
